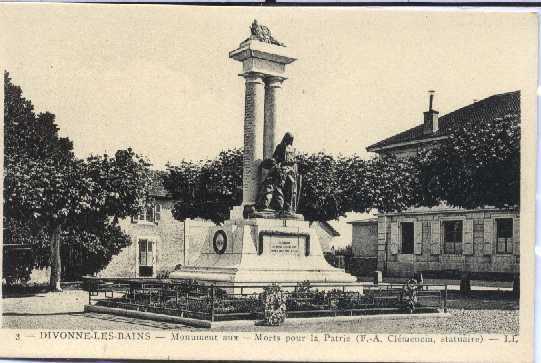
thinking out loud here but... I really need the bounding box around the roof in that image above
[366,91,520,152]
[347,218,378,225]
[376,205,518,217]
[319,221,341,237]
[3,244,33,250]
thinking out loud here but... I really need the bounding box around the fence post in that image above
[443,285,448,313]
[210,284,215,322]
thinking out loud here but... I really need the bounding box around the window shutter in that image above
[139,240,147,265]
[149,241,154,266]
[483,219,493,255]
[146,206,154,223]
[463,220,474,255]
[513,218,519,256]
[155,204,161,223]
[431,221,440,255]
[414,221,422,255]
[390,222,399,255]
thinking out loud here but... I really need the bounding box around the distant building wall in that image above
[98,199,185,278]
[349,220,378,276]
[351,220,378,257]
[378,208,520,279]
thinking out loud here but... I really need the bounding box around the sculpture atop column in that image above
[249,20,286,47]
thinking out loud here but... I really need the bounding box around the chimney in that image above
[423,90,439,135]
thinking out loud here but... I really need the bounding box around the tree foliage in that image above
[4,72,73,162]
[364,154,419,213]
[297,153,371,221]
[415,106,520,209]
[164,149,242,224]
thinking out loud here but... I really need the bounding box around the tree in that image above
[297,153,371,221]
[4,70,75,287]
[4,71,153,289]
[296,152,341,221]
[416,99,520,209]
[5,149,152,290]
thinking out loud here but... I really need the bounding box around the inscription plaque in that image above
[258,231,311,256]
[270,237,300,255]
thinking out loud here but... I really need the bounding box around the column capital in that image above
[264,76,286,88]
[240,72,265,83]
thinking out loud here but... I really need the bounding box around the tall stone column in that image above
[242,73,265,206]
[263,76,283,159]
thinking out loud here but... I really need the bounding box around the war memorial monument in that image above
[170,21,358,289]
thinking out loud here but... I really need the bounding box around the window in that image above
[133,203,161,224]
[400,222,414,254]
[443,220,462,255]
[496,218,513,254]
[138,239,154,277]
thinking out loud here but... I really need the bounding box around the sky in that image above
[1,6,537,171]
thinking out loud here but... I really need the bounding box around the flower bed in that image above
[85,277,445,325]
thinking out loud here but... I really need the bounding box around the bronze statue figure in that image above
[257,132,301,215]
[249,19,285,47]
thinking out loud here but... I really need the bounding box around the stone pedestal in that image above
[169,217,358,293]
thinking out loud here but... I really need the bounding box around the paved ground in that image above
[1,290,200,331]
[2,288,519,334]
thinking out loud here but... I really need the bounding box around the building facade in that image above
[352,91,520,291]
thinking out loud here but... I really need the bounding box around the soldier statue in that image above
[257,132,301,215]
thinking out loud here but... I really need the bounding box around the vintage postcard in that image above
[0,4,537,362]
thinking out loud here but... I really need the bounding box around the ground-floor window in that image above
[400,222,414,254]
[443,220,462,255]
[138,239,154,277]
[496,218,513,254]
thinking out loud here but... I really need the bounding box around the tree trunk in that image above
[49,224,62,292]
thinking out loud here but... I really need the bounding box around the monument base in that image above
[170,216,359,294]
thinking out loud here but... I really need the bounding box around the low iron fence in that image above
[82,277,447,322]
